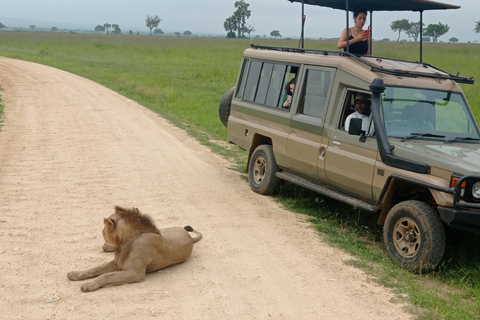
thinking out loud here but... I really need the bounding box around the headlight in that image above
[472,181,480,199]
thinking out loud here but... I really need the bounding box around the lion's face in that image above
[102,214,121,251]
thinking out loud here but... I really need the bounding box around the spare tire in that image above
[219,87,235,127]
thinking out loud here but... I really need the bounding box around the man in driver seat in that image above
[345,94,372,132]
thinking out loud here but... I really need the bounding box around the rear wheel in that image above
[383,200,445,272]
[248,145,280,195]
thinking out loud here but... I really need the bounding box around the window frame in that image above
[237,58,299,111]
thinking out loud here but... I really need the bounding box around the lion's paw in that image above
[80,282,98,293]
[67,271,82,281]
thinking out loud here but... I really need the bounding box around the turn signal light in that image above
[451,176,466,188]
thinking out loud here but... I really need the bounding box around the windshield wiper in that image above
[444,136,480,143]
[401,132,446,142]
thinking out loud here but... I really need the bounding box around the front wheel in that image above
[383,200,446,273]
[248,145,280,195]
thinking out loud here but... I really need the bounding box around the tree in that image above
[174,32,181,36]
[183,30,192,36]
[424,22,449,43]
[104,23,111,34]
[224,0,251,38]
[112,24,121,34]
[145,15,161,35]
[405,21,423,42]
[475,21,480,33]
[233,0,251,38]
[224,16,237,38]
[29,25,36,30]
[94,25,105,33]
[0,22,6,29]
[270,30,281,38]
[245,24,255,38]
[51,26,58,32]
[449,37,459,43]
[153,28,164,35]
[390,19,410,42]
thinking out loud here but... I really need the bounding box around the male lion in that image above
[67,206,202,292]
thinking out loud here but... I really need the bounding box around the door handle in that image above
[333,141,341,146]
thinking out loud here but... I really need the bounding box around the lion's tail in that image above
[184,225,202,243]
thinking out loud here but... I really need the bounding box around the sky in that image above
[1,0,479,42]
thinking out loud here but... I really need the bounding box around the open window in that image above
[339,90,373,135]
[339,90,357,129]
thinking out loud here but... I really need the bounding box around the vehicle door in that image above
[285,66,335,182]
[324,89,377,202]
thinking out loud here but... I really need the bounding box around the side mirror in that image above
[348,118,363,135]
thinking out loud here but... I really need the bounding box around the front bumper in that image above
[437,206,480,235]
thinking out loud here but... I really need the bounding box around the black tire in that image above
[383,200,446,273]
[248,145,280,195]
[219,87,235,127]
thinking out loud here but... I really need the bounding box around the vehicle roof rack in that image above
[250,43,475,85]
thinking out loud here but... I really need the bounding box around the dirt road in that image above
[0,57,412,319]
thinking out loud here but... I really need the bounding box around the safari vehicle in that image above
[219,0,480,272]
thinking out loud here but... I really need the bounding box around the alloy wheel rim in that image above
[393,217,421,258]
[253,156,266,184]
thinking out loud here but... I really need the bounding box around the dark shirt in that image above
[344,35,368,55]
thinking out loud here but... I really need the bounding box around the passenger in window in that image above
[406,102,434,131]
[282,78,296,109]
[337,7,370,55]
[344,94,372,132]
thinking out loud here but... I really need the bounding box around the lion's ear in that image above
[104,218,115,229]
[114,206,125,214]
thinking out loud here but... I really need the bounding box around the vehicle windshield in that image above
[380,87,480,143]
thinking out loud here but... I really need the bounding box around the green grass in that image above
[0,30,479,319]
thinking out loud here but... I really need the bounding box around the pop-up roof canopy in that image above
[287,0,459,11]
[287,0,460,60]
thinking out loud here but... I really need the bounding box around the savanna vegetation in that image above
[224,0,254,38]
[0,30,479,319]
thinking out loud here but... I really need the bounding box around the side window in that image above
[266,64,287,107]
[254,62,274,104]
[297,69,332,119]
[236,59,249,99]
[339,90,373,134]
[243,60,262,102]
[240,59,298,110]
[339,90,357,129]
[279,67,298,109]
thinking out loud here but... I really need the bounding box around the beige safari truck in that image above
[219,0,480,272]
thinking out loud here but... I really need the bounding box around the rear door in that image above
[285,66,335,181]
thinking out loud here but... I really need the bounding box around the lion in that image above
[67,206,202,292]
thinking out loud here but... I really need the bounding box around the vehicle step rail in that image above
[276,171,377,213]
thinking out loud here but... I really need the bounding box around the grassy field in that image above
[0,30,479,319]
